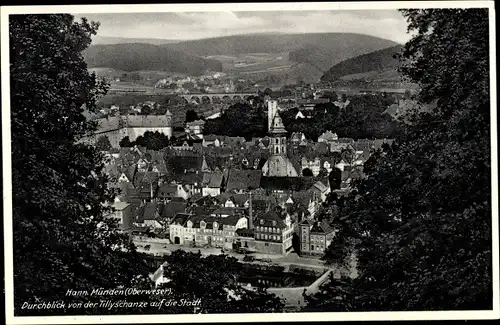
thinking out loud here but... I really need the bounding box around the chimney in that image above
[248,190,253,230]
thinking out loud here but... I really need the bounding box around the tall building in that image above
[261,101,299,177]
[83,109,173,148]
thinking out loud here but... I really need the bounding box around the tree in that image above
[141,104,152,115]
[157,251,285,313]
[203,103,267,140]
[321,90,338,102]
[306,8,492,311]
[340,147,356,165]
[329,167,343,190]
[302,168,314,177]
[185,109,200,123]
[10,14,153,316]
[119,136,133,147]
[95,135,112,151]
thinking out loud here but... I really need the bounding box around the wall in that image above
[202,187,221,197]
[247,239,285,255]
[300,225,311,253]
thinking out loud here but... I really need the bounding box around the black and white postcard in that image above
[2,1,498,324]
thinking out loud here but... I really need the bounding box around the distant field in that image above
[90,68,189,87]
[109,82,154,90]
[204,52,293,74]
[339,69,403,82]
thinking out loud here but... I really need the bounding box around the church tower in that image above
[269,112,287,156]
[165,109,173,139]
[261,102,299,178]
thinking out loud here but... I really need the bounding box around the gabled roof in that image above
[122,165,137,182]
[141,171,159,185]
[174,172,204,186]
[300,219,315,226]
[312,181,329,193]
[255,210,286,228]
[162,201,187,219]
[310,221,335,234]
[170,213,192,226]
[232,193,249,207]
[165,156,203,175]
[157,184,178,198]
[291,190,314,207]
[226,169,261,191]
[212,207,246,216]
[171,197,187,203]
[338,138,355,144]
[202,171,224,188]
[189,205,216,216]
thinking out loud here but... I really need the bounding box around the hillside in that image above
[91,35,182,45]
[163,33,397,58]
[321,45,404,82]
[83,43,222,74]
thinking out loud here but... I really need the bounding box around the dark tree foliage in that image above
[156,251,285,313]
[119,135,133,147]
[302,168,314,177]
[134,131,169,150]
[329,167,342,191]
[140,104,152,115]
[304,9,492,311]
[95,135,112,151]
[321,46,403,82]
[203,103,268,140]
[10,14,152,315]
[185,109,200,123]
[280,95,401,141]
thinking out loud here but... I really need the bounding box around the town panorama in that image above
[7,5,495,320]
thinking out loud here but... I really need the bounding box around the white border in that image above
[2,1,498,324]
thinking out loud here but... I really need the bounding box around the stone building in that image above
[299,220,336,256]
[82,110,173,148]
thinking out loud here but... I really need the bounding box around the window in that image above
[276,147,280,154]
[311,245,315,250]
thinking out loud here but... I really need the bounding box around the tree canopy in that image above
[95,135,112,151]
[185,109,201,123]
[305,8,492,311]
[156,251,285,313]
[203,102,268,140]
[10,14,288,316]
[280,95,401,141]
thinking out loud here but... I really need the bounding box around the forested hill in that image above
[83,43,223,74]
[164,33,398,72]
[321,45,403,82]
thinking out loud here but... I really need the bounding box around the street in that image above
[134,237,329,270]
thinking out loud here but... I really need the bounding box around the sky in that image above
[75,10,412,44]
